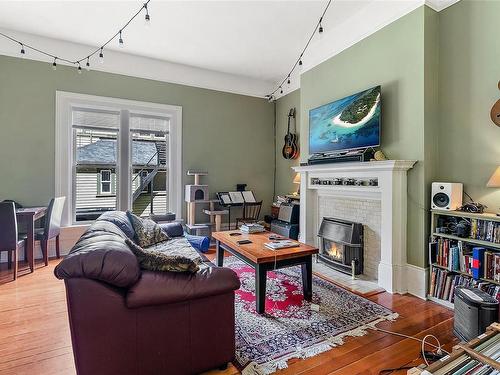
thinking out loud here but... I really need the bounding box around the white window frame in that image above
[55,91,182,226]
[99,169,112,195]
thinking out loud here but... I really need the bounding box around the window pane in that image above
[101,182,111,193]
[130,115,168,133]
[73,109,120,129]
[74,128,118,222]
[131,129,168,217]
[101,170,111,182]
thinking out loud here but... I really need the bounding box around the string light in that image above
[266,0,332,99]
[85,57,91,71]
[144,3,151,24]
[118,30,124,47]
[0,0,151,70]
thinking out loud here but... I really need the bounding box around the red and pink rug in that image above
[223,256,398,374]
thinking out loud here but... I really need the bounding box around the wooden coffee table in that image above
[212,230,319,314]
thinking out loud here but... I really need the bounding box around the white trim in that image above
[0,27,273,98]
[406,264,429,299]
[425,0,461,12]
[55,91,183,226]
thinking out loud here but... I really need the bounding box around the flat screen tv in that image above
[309,85,381,155]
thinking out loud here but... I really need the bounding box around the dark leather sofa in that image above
[54,212,240,375]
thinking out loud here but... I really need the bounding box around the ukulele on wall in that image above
[282,107,299,160]
[491,80,500,127]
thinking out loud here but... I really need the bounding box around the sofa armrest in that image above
[126,265,240,308]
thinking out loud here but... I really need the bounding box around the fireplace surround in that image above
[293,160,416,294]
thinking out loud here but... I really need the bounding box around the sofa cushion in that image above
[126,265,241,308]
[127,211,170,247]
[159,222,184,237]
[97,211,135,239]
[125,238,201,273]
[54,220,140,288]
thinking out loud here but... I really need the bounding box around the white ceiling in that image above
[0,0,460,97]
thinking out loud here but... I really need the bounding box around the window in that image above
[100,170,112,194]
[56,92,182,226]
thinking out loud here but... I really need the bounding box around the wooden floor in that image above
[0,253,456,375]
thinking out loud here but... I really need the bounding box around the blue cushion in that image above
[158,222,184,237]
[184,234,210,253]
[97,211,135,239]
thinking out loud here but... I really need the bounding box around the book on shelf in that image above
[429,267,500,304]
[430,238,473,275]
[470,218,500,243]
[472,247,486,279]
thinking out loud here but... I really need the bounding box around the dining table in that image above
[16,207,47,272]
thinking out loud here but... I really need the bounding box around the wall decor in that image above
[491,81,500,127]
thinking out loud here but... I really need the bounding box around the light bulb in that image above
[77,64,82,74]
[99,48,104,64]
[144,4,151,25]
[86,58,90,71]
[52,58,57,71]
[20,44,25,55]
[119,31,124,47]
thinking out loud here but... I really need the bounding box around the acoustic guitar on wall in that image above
[282,107,299,160]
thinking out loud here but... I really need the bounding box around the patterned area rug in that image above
[223,256,398,375]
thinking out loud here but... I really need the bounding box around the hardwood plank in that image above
[0,258,457,375]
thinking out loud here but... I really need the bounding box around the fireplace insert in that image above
[317,217,364,275]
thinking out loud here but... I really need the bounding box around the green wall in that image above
[275,89,301,197]
[438,0,500,211]
[299,6,428,267]
[0,55,275,218]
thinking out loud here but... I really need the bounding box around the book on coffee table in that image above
[264,240,300,250]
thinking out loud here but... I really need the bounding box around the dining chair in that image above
[236,201,263,228]
[37,197,66,266]
[0,202,25,280]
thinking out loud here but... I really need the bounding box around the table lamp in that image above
[486,166,500,216]
[293,173,301,196]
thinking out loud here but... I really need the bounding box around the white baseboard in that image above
[405,264,429,300]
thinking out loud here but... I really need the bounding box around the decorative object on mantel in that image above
[224,256,397,375]
[0,1,151,73]
[372,150,387,161]
[490,81,500,127]
[487,166,500,216]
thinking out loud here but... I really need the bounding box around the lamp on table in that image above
[293,173,301,196]
[487,166,500,216]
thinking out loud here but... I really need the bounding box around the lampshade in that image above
[487,166,500,188]
[293,173,301,184]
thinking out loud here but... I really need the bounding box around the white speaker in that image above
[431,182,463,210]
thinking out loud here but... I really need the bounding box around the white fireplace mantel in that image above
[292,160,417,294]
